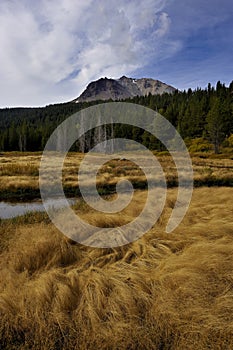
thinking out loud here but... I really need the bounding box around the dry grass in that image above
[0,152,233,199]
[1,187,233,349]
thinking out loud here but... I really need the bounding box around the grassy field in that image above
[0,151,233,200]
[0,151,233,349]
[0,187,233,349]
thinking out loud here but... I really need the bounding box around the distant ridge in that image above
[74,76,176,103]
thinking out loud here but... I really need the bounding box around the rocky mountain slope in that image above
[74,76,176,102]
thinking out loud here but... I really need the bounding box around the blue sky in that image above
[0,0,232,107]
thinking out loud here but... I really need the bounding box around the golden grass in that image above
[0,152,233,198]
[0,187,233,349]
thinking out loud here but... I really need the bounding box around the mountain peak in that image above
[74,76,176,103]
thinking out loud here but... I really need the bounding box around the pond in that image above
[0,198,76,219]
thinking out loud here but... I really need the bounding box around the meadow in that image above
[0,152,233,349]
[0,151,233,200]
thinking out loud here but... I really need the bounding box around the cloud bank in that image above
[0,0,175,107]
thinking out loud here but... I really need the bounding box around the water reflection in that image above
[0,198,76,219]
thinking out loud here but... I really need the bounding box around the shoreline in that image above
[1,177,233,202]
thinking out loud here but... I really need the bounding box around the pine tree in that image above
[206,97,225,153]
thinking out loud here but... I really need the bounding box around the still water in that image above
[0,198,76,219]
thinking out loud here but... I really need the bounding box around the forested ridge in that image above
[0,80,233,153]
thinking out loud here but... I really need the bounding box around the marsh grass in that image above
[0,188,233,349]
[0,152,233,200]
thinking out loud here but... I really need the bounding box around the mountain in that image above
[74,76,176,103]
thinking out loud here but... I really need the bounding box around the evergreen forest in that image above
[1,81,233,154]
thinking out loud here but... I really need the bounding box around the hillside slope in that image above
[74,76,176,102]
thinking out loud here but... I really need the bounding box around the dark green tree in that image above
[206,98,225,153]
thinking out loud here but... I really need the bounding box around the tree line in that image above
[0,81,233,153]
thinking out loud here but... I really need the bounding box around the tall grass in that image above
[0,187,233,349]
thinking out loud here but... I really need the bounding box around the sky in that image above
[0,0,232,108]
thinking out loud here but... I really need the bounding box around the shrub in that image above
[226,134,233,147]
[188,138,213,153]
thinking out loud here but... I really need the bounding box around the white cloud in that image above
[0,0,175,107]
